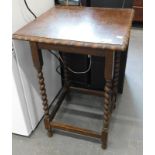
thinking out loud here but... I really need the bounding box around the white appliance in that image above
[12,0,61,136]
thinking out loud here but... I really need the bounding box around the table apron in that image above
[37,42,106,57]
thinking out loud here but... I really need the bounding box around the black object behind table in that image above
[90,0,133,8]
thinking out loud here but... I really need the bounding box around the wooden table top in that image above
[13,6,134,51]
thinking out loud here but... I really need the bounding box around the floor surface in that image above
[12,28,143,155]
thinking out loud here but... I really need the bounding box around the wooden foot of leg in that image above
[101,130,108,149]
[47,129,53,137]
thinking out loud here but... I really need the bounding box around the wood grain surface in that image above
[13,6,134,51]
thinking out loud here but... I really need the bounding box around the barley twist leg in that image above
[111,52,121,111]
[101,51,114,149]
[38,70,52,137]
[30,42,53,137]
[102,80,112,149]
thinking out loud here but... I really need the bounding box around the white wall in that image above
[12,0,54,32]
[12,0,62,135]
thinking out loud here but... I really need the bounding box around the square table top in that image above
[13,6,134,51]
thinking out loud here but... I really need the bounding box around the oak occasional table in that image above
[13,6,134,149]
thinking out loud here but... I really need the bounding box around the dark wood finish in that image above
[89,0,131,94]
[104,51,114,80]
[101,51,114,149]
[133,0,143,22]
[102,80,112,149]
[111,52,121,111]
[38,42,106,57]
[70,86,104,97]
[133,0,142,6]
[13,6,134,51]
[133,6,143,22]
[89,0,132,94]
[13,6,133,149]
[118,47,128,94]
[51,121,101,138]
[38,43,121,93]
[30,42,43,71]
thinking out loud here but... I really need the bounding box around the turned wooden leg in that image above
[102,80,112,149]
[47,129,53,137]
[30,42,52,137]
[38,71,53,137]
[118,46,129,94]
[111,52,121,112]
[101,51,114,149]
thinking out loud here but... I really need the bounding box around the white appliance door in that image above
[12,0,61,136]
[12,50,33,136]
